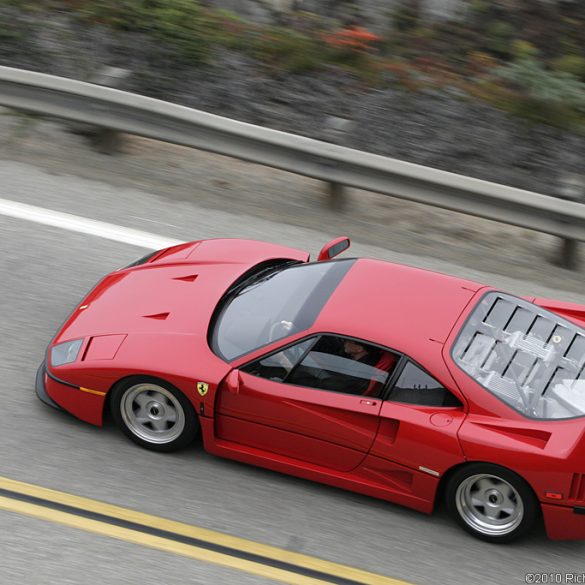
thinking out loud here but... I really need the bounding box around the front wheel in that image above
[110,377,199,452]
[445,463,539,543]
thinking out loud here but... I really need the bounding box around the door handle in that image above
[360,399,377,406]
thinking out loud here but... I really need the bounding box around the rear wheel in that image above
[110,377,199,452]
[445,463,539,543]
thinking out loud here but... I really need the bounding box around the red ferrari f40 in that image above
[37,237,585,543]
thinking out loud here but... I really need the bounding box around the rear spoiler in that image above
[532,297,585,328]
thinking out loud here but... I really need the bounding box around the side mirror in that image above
[225,370,241,394]
[317,237,351,262]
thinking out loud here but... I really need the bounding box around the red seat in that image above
[364,353,397,396]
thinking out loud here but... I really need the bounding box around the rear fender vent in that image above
[474,422,551,449]
[143,312,170,320]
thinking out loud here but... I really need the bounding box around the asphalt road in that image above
[0,160,584,585]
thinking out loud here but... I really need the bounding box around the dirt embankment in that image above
[1,5,584,286]
[2,5,585,197]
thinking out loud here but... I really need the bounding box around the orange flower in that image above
[322,26,381,53]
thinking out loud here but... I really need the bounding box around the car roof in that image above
[313,258,486,354]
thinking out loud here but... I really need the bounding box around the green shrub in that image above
[495,57,585,111]
[486,57,585,128]
[80,0,213,64]
[204,10,251,50]
[149,0,213,64]
[248,27,325,73]
[0,2,27,43]
[79,0,149,30]
[552,54,585,81]
[469,0,489,15]
[0,26,23,42]
[392,0,420,33]
[510,40,538,61]
[484,20,515,57]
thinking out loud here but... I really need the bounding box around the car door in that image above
[368,359,467,478]
[214,335,398,472]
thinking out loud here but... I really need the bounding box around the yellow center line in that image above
[0,496,327,585]
[0,475,413,585]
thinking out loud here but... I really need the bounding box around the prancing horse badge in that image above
[196,382,209,397]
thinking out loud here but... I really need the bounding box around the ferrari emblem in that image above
[196,382,209,397]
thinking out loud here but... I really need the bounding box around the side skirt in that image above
[199,418,437,514]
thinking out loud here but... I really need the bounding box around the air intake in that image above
[173,274,198,282]
[143,312,170,320]
[570,474,585,503]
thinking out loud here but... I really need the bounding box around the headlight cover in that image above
[51,339,84,366]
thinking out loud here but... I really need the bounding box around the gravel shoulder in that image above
[1,110,582,297]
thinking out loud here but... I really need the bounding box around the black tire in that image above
[110,376,199,453]
[445,463,539,543]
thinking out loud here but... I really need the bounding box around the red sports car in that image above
[36,237,585,543]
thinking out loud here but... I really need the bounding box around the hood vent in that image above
[143,312,170,321]
[173,274,198,283]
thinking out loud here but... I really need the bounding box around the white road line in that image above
[0,198,183,249]
[130,216,181,229]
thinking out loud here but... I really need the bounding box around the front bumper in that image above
[542,503,585,540]
[35,359,107,426]
[35,360,64,411]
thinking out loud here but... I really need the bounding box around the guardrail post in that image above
[560,239,579,270]
[556,173,584,270]
[70,67,131,154]
[323,116,353,210]
[93,67,130,154]
[328,182,345,210]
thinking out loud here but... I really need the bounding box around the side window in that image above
[286,335,397,397]
[387,362,461,407]
[242,339,315,382]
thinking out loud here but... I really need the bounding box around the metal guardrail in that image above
[1,66,584,253]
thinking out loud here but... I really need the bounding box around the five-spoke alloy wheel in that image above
[445,463,539,543]
[111,377,199,452]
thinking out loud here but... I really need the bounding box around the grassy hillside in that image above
[3,0,585,130]
[2,1,585,197]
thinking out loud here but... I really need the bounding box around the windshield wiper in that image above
[226,262,296,299]
[233,270,282,297]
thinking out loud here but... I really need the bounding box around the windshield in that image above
[452,292,585,420]
[211,259,355,361]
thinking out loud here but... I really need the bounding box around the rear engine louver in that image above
[143,312,170,320]
[569,474,585,503]
[173,274,198,282]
